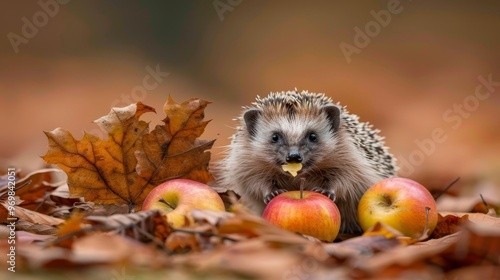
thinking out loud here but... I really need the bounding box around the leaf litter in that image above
[0,96,499,279]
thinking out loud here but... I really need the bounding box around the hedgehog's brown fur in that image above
[217,90,397,234]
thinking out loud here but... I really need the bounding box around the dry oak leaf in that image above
[136,96,215,185]
[42,98,215,209]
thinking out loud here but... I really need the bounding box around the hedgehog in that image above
[217,90,397,234]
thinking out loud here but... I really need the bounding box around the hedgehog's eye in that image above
[271,133,280,143]
[308,133,317,142]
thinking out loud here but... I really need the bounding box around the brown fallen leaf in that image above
[1,203,63,226]
[352,212,500,278]
[85,210,170,240]
[445,265,500,280]
[169,237,333,280]
[0,168,61,201]
[340,221,416,261]
[351,232,460,278]
[16,230,55,243]
[135,96,215,185]
[218,205,308,244]
[439,211,499,222]
[323,233,403,260]
[0,196,20,223]
[56,212,86,248]
[362,222,414,244]
[49,183,82,207]
[16,219,58,235]
[42,98,215,210]
[430,213,469,239]
[166,230,202,253]
[71,233,160,265]
[16,233,167,270]
[54,209,171,251]
[191,208,235,225]
[439,216,500,267]
[0,168,65,216]
[42,102,155,208]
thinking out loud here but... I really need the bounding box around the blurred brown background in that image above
[1,1,499,191]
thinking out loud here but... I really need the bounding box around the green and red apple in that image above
[142,179,225,227]
[262,190,341,242]
[357,177,438,238]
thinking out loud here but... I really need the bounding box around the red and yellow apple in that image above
[262,191,341,242]
[357,177,438,238]
[142,179,225,227]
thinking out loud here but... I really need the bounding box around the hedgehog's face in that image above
[243,105,341,174]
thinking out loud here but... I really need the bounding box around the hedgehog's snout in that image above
[286,151,303,163]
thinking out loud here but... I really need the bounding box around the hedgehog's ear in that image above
[322,106,340,132]
[243,109,261,137]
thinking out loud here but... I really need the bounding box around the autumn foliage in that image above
[1,96,499,279]
[42,97,214,210]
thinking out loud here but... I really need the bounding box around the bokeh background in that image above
[1,1,499,193]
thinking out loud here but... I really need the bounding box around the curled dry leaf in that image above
[49,183,82,207]
[1,202,64,226]
[0,168,65,215]
[42,98,215,210]
[0,168,64,197]
[16,220,58,235]
[430,213,469,239]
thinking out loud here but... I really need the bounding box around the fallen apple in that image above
[142,179,225,227]
[357,177,438,238]
[262,190,341,242]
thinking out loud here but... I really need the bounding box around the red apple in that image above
[142,179,225,227]
[262,191,341,242]
[357,177,438,238]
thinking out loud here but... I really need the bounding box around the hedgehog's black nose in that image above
[286,151,303,163]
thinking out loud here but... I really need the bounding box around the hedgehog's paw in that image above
[264,189,288,204]
[312,187,336,202]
